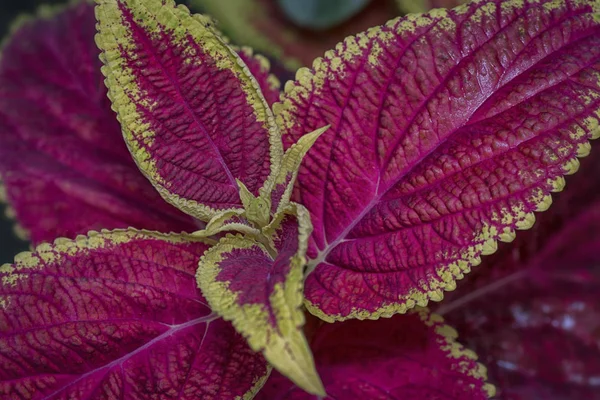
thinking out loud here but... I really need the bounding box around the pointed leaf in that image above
[197,205,324,395]
[275,0,600,321]
[440,145,600,399]
[0,229,270,399]
[269,125,328,215]
[257,310,495,399]
[95,0,282,221]
[194,0,397,68]
[0,2,196,244]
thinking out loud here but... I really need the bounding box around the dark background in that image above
[0,0,67,263]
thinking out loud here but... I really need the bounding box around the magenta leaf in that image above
[197,206,324,395]
[0,2,197,244]
[439,143,600,399]
[235,47,282,107]
[95,0,283,222]
[0,229,270,399]
[274,0,600,321]
[256,310,495,399]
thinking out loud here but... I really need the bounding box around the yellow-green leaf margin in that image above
[197,203,325,396]
[94,0,283,222]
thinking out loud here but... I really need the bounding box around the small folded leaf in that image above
[95,0,282,222]
[268,125,329,216]
[0,2,196,244]
[0,229,270,399]
[238,179,272,228]
[195,208,262,238]
[440,146,600,399]
[257,310,495,399]
[197,205,324,395]
[194,0,397,68]
[276,0,600,321]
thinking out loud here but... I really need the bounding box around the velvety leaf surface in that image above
[275,0,600,321]
[439,143,600,399]
[195,0,398,69]
[396,0,467,15]
[197,206,324,395]
[95,0,282,222]
[0,230,269,399]
[256,310,494,399]
[0,2,197,244]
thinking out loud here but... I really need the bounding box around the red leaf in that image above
[0,2,196,244]
[95,0,282,222]
[275,0,600,321]
[0,230,269,399]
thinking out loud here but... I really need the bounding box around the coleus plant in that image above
[0,0,599,399]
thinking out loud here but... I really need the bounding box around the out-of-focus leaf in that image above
[396,0,467,14]
[197,206,324,395]
[194,0,397,68]
[257,310,495,399]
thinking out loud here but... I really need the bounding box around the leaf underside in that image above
[276,0,600,321]
[195,0,398,69]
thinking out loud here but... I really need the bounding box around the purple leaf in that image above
[0,2,196,244]
[198,207,324,395]
[256,310,494,399]
[0,230,269,399]
[274,0,600,321]
[235,47,282,107]
[439,143,600,399]
[95,0,283,222]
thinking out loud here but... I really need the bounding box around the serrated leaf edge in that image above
[274,0,600,322]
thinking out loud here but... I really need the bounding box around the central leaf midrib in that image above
[310,5,595,268]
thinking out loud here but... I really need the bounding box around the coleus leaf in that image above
[256,309,495,399]
[197,204,324,395]
[439,145,600,399]
[0,2,197,244]
[276,0,600,321]
[0,229,270,399]
[396,0,467,15]
[95,0,283,222]
[194,0,398,69]
[232,46,282,107]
